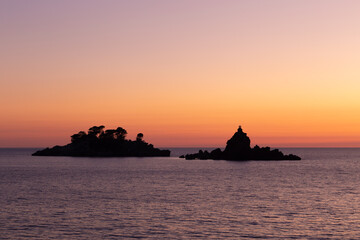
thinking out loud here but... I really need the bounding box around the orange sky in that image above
[1,0,360,147]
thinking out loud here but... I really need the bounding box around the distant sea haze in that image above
[1,148,360,239]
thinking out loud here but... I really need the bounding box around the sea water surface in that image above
[1,148,360,239]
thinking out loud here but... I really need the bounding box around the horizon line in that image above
[2,146,360,149]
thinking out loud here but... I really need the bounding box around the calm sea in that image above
[1,148,360,239]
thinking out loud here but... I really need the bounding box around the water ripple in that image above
[1,148,360,239]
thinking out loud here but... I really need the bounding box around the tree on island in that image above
[33,126,170,157]
[180,126,301,161]
[88,125,105,137]
[136,133,144,141]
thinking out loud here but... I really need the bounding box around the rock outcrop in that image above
[180,126,301,161]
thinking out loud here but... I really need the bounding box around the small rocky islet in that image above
[32,126,170,157]
[180,126,301,161]
[33,125,300,160]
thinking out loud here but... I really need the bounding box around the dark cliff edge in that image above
[32,126,170,157]
[180,126,301,161]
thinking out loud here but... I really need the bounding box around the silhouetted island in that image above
[180,126,301,161]
[32,126,170,157]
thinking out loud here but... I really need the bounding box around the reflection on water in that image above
[1,148,360,239]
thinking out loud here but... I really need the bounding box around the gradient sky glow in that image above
[1,0,360,147]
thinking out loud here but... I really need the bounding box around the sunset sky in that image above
[1,0,360,148]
